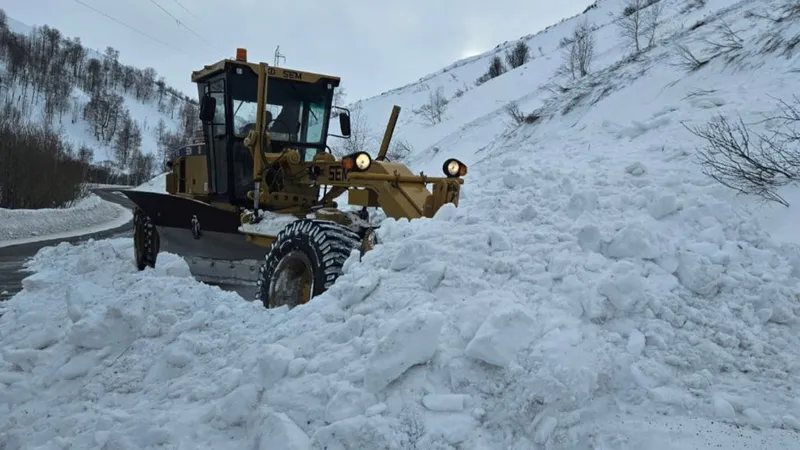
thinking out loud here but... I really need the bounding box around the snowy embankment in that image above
[0,174,166,249]
[132,173,168,193]
[2,158,800,448]
[0,194,131,248]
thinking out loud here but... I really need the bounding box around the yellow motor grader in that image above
[120,48,467,308]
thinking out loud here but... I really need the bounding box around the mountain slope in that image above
[0,14,196,173]
[2,0,800,448]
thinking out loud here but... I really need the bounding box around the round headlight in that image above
[443,158,466,177]
[445,160,461,177]
[355,152,372,171]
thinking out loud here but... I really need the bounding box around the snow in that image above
[3,0,800,447]
[0,194,131,248]
[132,173,168,193]
[0,172,168,248]
[239,210,302,236]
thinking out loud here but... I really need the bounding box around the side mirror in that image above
[339,112,351,137]
[199,95,216,122]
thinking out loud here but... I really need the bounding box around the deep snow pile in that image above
[0,194,131,248]
[2,175,800,448]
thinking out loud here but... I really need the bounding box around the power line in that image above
[70,0,178,51]
[171,0,199,21]
[147,0,216,48]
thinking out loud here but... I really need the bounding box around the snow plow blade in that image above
[119,189,264,263]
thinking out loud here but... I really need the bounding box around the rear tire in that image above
[256,219,361,309]
[133,208,160,270]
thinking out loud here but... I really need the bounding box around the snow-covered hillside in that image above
[2,0,800,448]
[350,0,800,244]
[1,16,193,168]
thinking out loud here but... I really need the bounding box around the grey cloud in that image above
[3,0,593,102]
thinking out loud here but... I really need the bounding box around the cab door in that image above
[201,77,230,199]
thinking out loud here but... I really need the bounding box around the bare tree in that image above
[560,18,596,79]
[684,96,800,206]
[334,86,347,106]
[618,0,663,53]
[415,86,449,125]
[334,107,376,157]
[644,0,664,48]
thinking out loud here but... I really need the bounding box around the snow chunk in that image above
[625,162,647,176]
[675,249,724,296]
[363,311,444,392]
[255,410,311,450]
[259,344,295,388]
[605,224,660,259]
[713,395,736,419]
[464,304,538,367]
[627,329,646,355]
[534,416,558,445]
[422,394,467,412]
[578,224,602,253]
[649,194,679,219]
[566,191,599,219]
[325,386,377,423]
[596,261,646,313]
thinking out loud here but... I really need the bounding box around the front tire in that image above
[133,208,160,271]
[256,219,361,308]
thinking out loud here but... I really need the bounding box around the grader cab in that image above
[121,48,467,308]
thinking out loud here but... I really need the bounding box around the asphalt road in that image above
[0,188,254,302]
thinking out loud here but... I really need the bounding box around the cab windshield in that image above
[229,72,330,146]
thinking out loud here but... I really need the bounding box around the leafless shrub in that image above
[684,97,800,206]
[681,0,707,14]
[386,138,413,162]
[505,40,531,69]
[415,86,449,125]
[673,43,711,71]
[559,18,596,79]
[702,20,744,54]
[475,55,507,86]
[398,408,426,450]
[505,101,540,126]
[682,88,718,100]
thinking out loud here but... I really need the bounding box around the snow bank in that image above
[2,181,800,447]
[0,194,131,248]
[133,173,168,193]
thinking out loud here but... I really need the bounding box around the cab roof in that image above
[190,59,341,87]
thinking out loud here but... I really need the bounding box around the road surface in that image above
[1,188,255,303]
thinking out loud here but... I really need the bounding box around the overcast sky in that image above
[4,0,594,103]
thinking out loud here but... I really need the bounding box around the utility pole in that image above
[274,46,286,67]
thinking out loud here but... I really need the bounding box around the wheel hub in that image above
[268,250,314,308]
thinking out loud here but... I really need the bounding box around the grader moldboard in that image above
[121,48,468,309]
